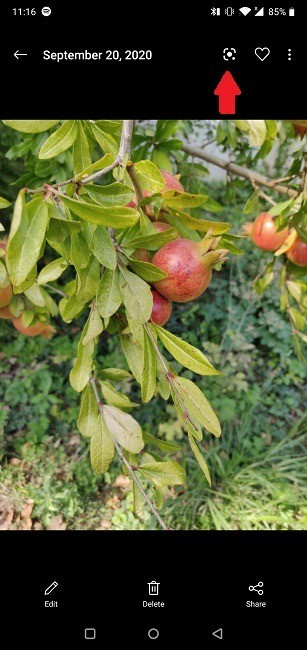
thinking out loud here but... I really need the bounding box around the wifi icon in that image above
[239,6,252,15]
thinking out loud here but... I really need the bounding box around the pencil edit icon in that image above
[44,581,58,596]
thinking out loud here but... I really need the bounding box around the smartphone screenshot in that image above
[0,1,306,645]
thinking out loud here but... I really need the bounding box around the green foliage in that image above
[1,118,306,530]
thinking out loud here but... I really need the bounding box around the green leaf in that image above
[133,481,146,513]
[73,153,114,181]
[143,431,180,453]
[139,461,186,487]
[24,282,46,307]
[40,287,58,316]
[102,405,144,453]
[99,368,132,381]
[172,376,221,437]
[77,383,98,438]
[151,148,172,172]
[166,209,230,234]
[8,294,24,317]
[91,123,118,157]
[247,120,267,147]
[37,257,68,285]
[7,198,49,286]
[124,228,178,251]
[70,232,90,273]
[156,358,171,400]
[12,266,37,294]
[73,121,92,175]
[289,308,305,330]
[155,325,220,376]
[70,321,95,393]
[97,268,122,318]
[133,161,166,193]
[219,234,244,255]
[163,192,208,210]
[21,310,35,328]
[3,120,60,133]
[119,266,153,323]
[129,259,167,282]
[90,414,115,474]
[203,197,223,213]
[100,380,138,411]
[162,214,200,241]
[233,120,249,132]
[120,334,144,384]
[82,307,104,345]
[265,120,278,139]
[39,120,78,159]
[268,198,294,216]
[126,315,144,346]
[61,195,139,228]
[91,226,117,270]
[138,211,157,236]
[59,294,86,322]
[286,280,301,303]
[77,258,100,303]
[0,259,6,285]
[95,120,122,134]
[86,183,134,207]
[188,434,211,485]
[155,120,183,141]
[243,191,260,214]
[0,196,11,209]
[141,329,157,403]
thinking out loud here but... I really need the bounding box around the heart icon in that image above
[255,47,270,61]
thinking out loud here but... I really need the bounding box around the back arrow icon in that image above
[212,628,223,639]
[14,50,28,60]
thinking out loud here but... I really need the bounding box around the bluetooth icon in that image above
[211,7,221,15]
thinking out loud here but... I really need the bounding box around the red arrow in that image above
[214,71,241,115]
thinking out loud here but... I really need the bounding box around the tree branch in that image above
[145,322,169,374]
[81,120,134,186]
[182,143,299,198]
[90,377,171,531]
[127,165,143,202]
[25,120,135,194]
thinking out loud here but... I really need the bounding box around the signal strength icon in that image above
[239,6,252,15]
[255,6,264,16]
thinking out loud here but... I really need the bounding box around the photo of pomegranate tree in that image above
[0,119,306,529]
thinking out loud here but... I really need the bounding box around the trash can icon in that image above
[148,581,160,596]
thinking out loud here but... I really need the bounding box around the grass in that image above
[160,416,307,530]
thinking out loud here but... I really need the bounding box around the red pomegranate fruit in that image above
[152,237,227,303]
[251,212,289,252]
[150,289,172,326]
[286,237,307,266]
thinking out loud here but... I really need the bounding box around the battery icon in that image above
[289,7,295,15]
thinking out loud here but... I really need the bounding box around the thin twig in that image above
[90,377,171,530]
[25,120,135,195]
[127,164,143,202]
[144,324,195,429]
[80,157,121,186]
[182,143,299,198]
[300,151,307,196]
[250,179,277,206]
[41,284,67,298]
[269,174,300,186]
[145,323,169,374]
